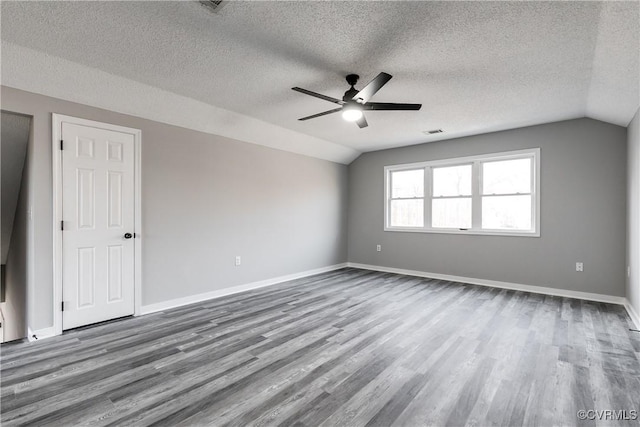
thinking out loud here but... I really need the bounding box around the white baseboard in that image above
[347,262,627,305]
[27,326,57,342]
[624,299,640,329]
[140,263,348,315]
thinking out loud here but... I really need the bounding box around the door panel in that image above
[108,245,123,302]
[108,171,123,227]
[77,168,95,229]
[62,122,135,330]
[77,247,95,308]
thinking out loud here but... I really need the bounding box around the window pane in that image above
[482,195,532,230]
[390,199,424,227]
[433,165,472,197]
[483,158,531,195]
[432,198,472,228]
[391,169,424,198]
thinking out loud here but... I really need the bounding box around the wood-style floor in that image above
[1,268,639,426]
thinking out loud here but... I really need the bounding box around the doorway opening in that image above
[1,111,32,343]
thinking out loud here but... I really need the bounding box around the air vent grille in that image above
[199,0,225,14]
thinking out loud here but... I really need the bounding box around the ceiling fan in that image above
[292,72,421,129]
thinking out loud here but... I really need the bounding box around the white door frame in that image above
[52,114,142,336]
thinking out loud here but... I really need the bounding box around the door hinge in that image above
[60,140,64,150]
[61,301,65,311]
[61,221,64,231]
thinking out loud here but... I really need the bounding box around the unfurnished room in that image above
[0,1,639,426]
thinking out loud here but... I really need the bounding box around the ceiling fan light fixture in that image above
[293,72,421,128]
[342,104,363,122]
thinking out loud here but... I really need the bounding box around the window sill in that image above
[384,227,540,237]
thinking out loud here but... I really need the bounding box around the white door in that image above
[61,122,135,330]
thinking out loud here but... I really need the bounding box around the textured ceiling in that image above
[1,1,639,160]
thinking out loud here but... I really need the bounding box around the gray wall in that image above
[1,86,348,331]
[142,124,348,305]
[348,119,627,297]
[628,107,640,315]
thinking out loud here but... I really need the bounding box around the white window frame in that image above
[384,148,540,237]
[388,168,425,228]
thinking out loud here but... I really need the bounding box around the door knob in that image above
[124,233,133,239]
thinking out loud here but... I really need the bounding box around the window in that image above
[389,169,424,227]
[481,158,532,230]
[432,164,472,229]
[384,148,539,236]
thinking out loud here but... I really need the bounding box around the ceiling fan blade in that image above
[363,102,422,111]
[298,108,343,121]
[292,87,345,105]
[352,72,392,103]
[356,114,368,128]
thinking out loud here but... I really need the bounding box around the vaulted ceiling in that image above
[2,1,638,164]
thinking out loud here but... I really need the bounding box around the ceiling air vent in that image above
[423,129,444,135]
[199,0,226,14]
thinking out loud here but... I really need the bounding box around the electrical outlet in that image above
[235,256,241,266]
[576,262,583,272]
[376,244,381,252]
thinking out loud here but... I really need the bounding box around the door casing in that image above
[52,114,142,336]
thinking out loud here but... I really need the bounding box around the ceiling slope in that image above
[1,42,359,164]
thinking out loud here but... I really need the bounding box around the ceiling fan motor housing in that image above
[346,74,359,86]
[343,74,360,101]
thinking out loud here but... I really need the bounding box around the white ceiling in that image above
[1,1,639,164]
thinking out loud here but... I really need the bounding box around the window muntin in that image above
[384,149,539,236]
